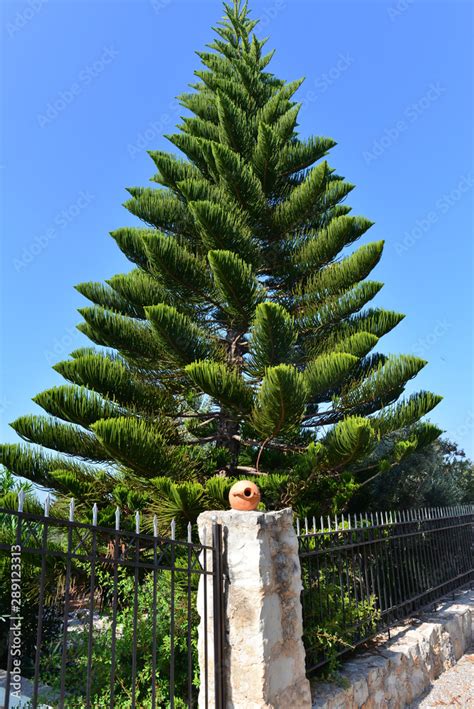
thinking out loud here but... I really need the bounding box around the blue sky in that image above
[1,0,473,465]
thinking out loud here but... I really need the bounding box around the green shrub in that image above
[41,566,198,708]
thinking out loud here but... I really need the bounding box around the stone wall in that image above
[312,589,474,709]
[196,506,473,709]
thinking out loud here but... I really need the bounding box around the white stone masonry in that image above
[197,508,312,709]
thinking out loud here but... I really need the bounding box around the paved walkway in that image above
[409,649,474,708]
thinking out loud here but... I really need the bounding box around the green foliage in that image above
[91,417,188,479]
[144,232,210,300]
[351,437,474,511]
[251,365,307,439]
[150,477,206,531]
[303,571,380,677]
[273,160,328,231]
[295,215,374,272]
[372,391,443,435]
[11,415,108,462]
[2,0,441,525]
[185,360,253,413]
[145,304,211,366]
[299,519,381,676]
[34,385,121,427]
[323,417,376,468]
[40,570,196,708]
[208,250,263,329]
[304,353,358,402]
[247,302,296,377]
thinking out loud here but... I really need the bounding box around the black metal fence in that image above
[0,496,225,708]
[297,505,474,674]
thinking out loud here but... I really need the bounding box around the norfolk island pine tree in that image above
[1,1,442,532]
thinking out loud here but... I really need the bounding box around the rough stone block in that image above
[197,508,311,708]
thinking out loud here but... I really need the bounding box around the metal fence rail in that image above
[0,496,225,708]
[297,505,474,674]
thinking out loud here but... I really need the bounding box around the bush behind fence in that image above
[297,505,474,674]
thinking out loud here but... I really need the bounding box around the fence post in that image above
[197,508,311,709]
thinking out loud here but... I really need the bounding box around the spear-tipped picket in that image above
[69,498,75,522]
[92,503,98,526]
[17,488,25,513]
[135,511,140,534]
[115,506,121,531]
[153,514,158,538]
[44,493,51,517]
[171,519,176,541]
[304,517,309,535]
[187,522,192,544]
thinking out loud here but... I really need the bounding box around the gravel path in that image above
[409,648,474,708]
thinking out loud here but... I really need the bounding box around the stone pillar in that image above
[197,508,312,709]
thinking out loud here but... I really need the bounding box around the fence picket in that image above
[296,505,474,674]
[0,503,222,708]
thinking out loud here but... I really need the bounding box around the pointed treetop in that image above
[0,0,441,533]
[210,0,261,54]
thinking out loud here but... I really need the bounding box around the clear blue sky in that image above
[1,0,473,464]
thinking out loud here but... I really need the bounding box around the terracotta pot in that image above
[228,480,261,511]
